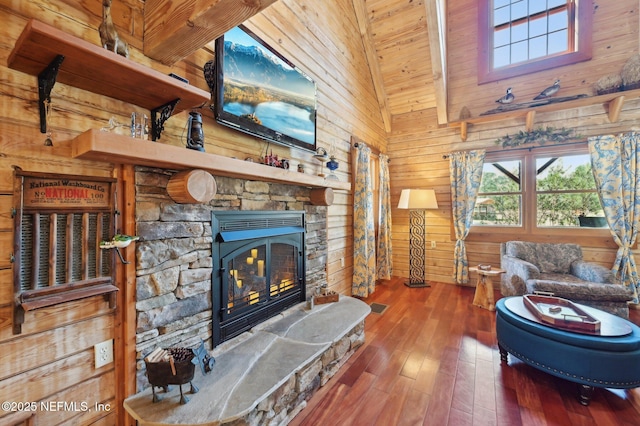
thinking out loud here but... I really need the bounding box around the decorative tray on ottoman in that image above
[523,294,601,334]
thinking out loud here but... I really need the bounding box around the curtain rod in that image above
[353,142,391,162]
[442,140,588,159]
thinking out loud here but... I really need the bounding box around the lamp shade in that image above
[398,189,438,209]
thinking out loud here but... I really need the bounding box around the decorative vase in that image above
[326,156,339,179]
[326,156,339,171]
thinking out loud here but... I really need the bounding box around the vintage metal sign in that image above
[22,176,111,209]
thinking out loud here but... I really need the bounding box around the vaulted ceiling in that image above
[143,0,447,131]
[354,0,447,130]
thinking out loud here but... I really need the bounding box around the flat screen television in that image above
[213,25,317,153]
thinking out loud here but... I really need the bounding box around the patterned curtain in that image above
[449,150,486,284]
[352,144,376,296]
[588,132,640,303]
[377,154,393,280]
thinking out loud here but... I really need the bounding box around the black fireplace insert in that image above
[211,211,306,346]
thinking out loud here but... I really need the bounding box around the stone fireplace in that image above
[133,167,328,389]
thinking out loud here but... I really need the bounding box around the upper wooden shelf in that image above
[7,19,210,113]
[71,130,351,191]
[448,88,640,141]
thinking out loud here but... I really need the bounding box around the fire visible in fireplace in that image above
[211,211,306,346]
[226,243,298,314]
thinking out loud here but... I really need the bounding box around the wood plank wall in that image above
[388,0,640,285]
[0,0,385,423]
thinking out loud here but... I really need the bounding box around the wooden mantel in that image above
[71,130,351,191]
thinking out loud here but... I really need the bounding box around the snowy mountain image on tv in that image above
[221,27,316,145]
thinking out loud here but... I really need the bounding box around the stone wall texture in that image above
[134,167,329,390]
[236,321,366,426]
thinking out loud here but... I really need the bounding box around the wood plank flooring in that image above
[290,277,640,426]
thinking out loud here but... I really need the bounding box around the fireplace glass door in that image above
[223,240,299,318]
[212,210,306,346]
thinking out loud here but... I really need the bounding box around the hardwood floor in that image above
[290,277,640,426]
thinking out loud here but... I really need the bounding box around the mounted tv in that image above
[213,25,317,152]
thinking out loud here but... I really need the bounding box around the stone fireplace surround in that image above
[131,167,368,424]
[134,166,330,388]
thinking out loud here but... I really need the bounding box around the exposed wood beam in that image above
[351,0,391,133]
[425,0,448,125]
[144,0,278,65]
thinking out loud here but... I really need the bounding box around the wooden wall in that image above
[388,0,640,285]
[0,0,386,424]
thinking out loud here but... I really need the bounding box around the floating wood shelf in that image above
[7,19,210,137]
[71,129,351,191]
[449,88,640,141]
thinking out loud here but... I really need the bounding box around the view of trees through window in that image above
[474,153,605,228]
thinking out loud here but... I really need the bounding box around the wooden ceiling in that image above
[356,0,446,126]
[143,0,447,130]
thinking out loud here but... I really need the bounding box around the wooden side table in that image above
[469,266,505,311]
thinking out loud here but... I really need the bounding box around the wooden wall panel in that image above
[447,0,640,121]
[0,269,11,306]
[387,1,640,286]
[388,98,640,285]
[0,0,386,422]
[0,315,114,380]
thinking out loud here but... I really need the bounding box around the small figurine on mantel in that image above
[99,0,129,58]
[495,87,515,104]
[533,79,560,100]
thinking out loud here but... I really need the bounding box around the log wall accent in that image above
[0,0,385,423]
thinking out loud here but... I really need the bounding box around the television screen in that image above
[213,26,317,153]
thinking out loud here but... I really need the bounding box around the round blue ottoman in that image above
[496,297,640,405]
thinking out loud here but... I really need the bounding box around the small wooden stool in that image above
[470,266,505,311]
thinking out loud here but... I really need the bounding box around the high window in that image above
[468,144,612,245]
[478,0,592,83]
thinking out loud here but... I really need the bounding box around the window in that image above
[469,144,612,245]
[478,0,592,83]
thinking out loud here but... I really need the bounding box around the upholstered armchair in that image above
[500,241,633,318]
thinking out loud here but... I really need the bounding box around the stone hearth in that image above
[124,296,371,425]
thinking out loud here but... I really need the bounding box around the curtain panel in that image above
[377,154,393,280]
[588,132,640,303]
[352,144,376,296]
[449,150,486,284]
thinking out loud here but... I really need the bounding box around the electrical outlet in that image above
[431,241,436,249]
[95,339,114,368]
[340,257,345,267]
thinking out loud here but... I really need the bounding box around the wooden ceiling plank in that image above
[144,0,278,65]
[352,0,392,133]
[425,0,448,125]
